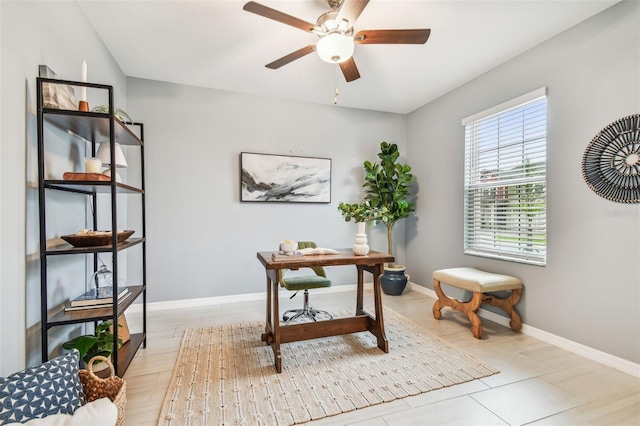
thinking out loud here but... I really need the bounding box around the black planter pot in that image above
[381,267,408,295]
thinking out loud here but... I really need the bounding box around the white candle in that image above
[85,157,102,173]
[80,60,87,101]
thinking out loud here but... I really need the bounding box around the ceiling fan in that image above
[243,0,431,82]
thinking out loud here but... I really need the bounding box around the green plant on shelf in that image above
[62,321,122,364]
[91,105,133,124]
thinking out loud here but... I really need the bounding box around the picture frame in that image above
[38,65,77,110]
[109,315,131,344]
[240,152,331,203]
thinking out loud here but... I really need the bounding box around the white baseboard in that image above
[408,282,640,377]
[125,284,357,313]
[128,282,639,378]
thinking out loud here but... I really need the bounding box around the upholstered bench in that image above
[432,267,523,339]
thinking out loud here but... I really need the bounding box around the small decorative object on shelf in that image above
[64,292,132,312]
[91,105,133,124]
[112,316,131,345]
[96,142,128,183]
[63,172,111,182]
[90,264,113,289]
[38,65,77,110]
[79,59,88,112]
[60,230,135,247]
[70,286,128,308]
[85,157,102,173]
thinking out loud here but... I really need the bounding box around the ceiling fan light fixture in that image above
[316,33,354,63]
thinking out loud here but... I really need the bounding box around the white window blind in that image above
[463,88,547,265]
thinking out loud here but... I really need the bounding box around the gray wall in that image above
[0,1,127,375]
[406,1,639,364]
[126,78,407,302]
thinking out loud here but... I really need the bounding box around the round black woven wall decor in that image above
[582,114,640,203]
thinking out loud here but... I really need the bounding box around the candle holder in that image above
[78,101,89,112]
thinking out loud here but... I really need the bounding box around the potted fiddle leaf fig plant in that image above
[62,320,122,368]
[363,141,415,295]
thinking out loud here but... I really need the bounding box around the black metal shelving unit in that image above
[36,77,147,376]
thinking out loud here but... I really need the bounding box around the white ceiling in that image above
[78,0,617,114]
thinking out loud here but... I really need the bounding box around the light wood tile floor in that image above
[123,288,640,425]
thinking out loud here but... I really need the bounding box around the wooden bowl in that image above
[61,230,135,247]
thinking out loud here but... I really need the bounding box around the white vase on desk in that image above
[352,222,370,256]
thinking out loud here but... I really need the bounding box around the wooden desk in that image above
[256,249,394,373]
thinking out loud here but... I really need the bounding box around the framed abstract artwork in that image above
[240,152,331,203]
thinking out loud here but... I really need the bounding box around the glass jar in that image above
[90,264,113,293]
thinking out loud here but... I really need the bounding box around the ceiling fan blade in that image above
[336,0,370,25]
[243,1,315,33]
[265,45,316,69]
[339,57,360,82]
[355,29,431,44]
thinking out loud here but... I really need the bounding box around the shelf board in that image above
[27,238,67,262]
[115,333,145,377]
[44,237,144,256]
[93,333,146,378]
[44,180,143,194]
[46,285,144,326]
[43,109,142,146]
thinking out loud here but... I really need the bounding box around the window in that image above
[462,88,547,265]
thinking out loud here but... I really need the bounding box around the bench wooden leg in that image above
[432,278,484,338]
[483,288,523,332]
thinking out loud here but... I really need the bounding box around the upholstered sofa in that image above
[0,350,117,425]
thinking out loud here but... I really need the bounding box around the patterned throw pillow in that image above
[0,350,84,425]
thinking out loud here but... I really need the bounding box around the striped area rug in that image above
[157,309,498,425]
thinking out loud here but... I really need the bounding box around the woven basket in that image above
[79,356,126,426]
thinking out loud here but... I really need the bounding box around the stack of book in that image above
[271,251,303,261]
[64,286,130,312]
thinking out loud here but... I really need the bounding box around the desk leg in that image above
[355,265,365,315]
[264,275,272,336]
[271,271,282,373]
[372,265,389,352]
[260,271,282,372]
